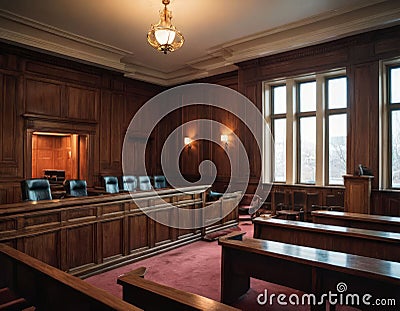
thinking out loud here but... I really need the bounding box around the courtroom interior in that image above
[1,1,400,310]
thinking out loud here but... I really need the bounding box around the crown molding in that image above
[1,1,400,86]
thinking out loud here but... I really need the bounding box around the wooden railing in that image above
[312,210,400,233]
[0,186,239,277]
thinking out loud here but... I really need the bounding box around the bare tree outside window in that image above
[327,77,347,185]
[389,67,400,188]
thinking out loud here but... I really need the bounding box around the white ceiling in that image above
[1,0,400,85]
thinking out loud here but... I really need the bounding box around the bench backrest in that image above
[253,217,400,261]
[312,210,400,233]
[0,243,141,311]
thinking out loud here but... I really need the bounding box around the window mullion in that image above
[316,75,325,186]
[286,79,295,184]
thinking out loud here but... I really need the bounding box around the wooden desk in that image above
[253,217,400,262]
[118,267,239,311]
[43,169,65,183]
[312,210,400,233]
[219,235,400,310]
[0,186,239,277]
[276,209,302,220]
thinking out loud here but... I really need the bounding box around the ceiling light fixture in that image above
[147,0,184,54]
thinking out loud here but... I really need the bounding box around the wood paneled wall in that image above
[1,25,400,216]
[236,25,400,216]
[0,43,163,204]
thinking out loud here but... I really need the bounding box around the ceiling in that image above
[1,0,400,86]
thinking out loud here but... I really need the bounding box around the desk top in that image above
[276,210,301,215]
[311,210,400,224]
[0,185,211,216]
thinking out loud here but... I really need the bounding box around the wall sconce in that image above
[184,137,192,149]
[221,134,228,148]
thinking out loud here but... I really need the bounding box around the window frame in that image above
[387,64,400,189]
[324,75,348,186]
[296,79,317,184]
[262,69,347,187]
[270,84,287,183]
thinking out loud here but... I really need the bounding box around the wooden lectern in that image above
[343,175,373,214]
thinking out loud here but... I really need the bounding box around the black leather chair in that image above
[64,179,87,197]
[153,175,167,189]
[138,176,152,191]
[121,175,137,192]
[207,190,223,201]
[103,176,119,193]
[21,179,52,201]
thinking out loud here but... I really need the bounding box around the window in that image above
[326,77,347,185]
[263,71,348,186]
[298,81,316,184]
[388,66,400,188]
[271,85,286,182]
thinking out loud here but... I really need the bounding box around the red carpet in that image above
[85,222,359,310]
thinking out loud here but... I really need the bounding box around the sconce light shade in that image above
[221,135,228,144]
[184,137,192,147]
[147,0,184,54]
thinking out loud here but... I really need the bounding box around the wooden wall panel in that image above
[25,78,62,116]
[23,231,60,268]
[0,74,17,162]
[348,61,379,188]
[110,93,124,171]
[0,73,21,178]
[67,224,95,269]
[0,42,162,203]
[128,214,150,252]
[102,219,123,259]
[66,86,98,121]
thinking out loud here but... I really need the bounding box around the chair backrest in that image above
[273,191,286,210]
[138,176,152,191]
[21,179,52,201]
[103,176,119,193]
[64,179,87,197]
[122,176,137,192]
[153,175,167,189]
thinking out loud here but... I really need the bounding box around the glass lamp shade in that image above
[147,4,184,54]
[155,28,176,45]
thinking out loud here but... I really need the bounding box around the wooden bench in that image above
[0,243,141,311]
[117,267,239,311]
[219,233,400,310]
[253,216,400,262]
[0,243,237,311]
[312,210,400,233]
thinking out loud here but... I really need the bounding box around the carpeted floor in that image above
[85,222,359,310]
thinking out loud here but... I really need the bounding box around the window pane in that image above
[300,116,316,184]
[273,119,286,182]
[299,81,316,112]
[328,114,347,185]
[392,110,400,188]
[328,77,347,109]
[273,85,286,114]
[390,67,400,103]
